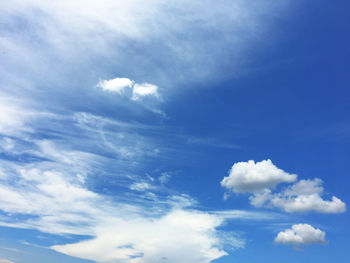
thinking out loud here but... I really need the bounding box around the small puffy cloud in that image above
[132,83,159,100]
[221,160,297,193]
[275,224,327,245]
[268,179,346,213]
[97,77,133,93]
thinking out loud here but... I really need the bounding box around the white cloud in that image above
[132,83,160,100]
[97,78,133,93]
[265,179,346,213]
[97,78,161,104]
[221,160,297,193]
[52,209,228,263]
[0,259,14,263]
[274,224,327,245]
[222,160,346,214]
[0,135,256,263]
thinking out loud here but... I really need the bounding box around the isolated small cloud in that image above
[275,224,327,245]
[221,160,297,193]
[97,77,133,93]
[132,83,159,100]
[97,77,160,101]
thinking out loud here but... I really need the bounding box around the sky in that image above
[0,0,349,262]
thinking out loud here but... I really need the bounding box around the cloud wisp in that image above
[221,160,346,214]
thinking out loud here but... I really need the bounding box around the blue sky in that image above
[0,0,349,262]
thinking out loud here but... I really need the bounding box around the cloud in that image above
[52,209,228,263]
[132,83,160,100]
[97,78,133,93]
[221,160,297,193]
[0,0,293,96]
[159,172,172,184]
[98,77,161,104]
[256,179,346,213]
[0,259,14,263]
[129,182,153,191]
[0,105,258,263]
[274,224,327,245]
[222,160,346,214]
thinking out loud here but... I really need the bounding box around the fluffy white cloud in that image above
[52,209,227,263]
[274,224,327,245]
[132,83,159,100]
[97,78,133,93]
[222,160,346,214]
[267,179,346,213]
[221,160,297,193]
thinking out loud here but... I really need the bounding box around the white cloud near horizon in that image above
[221,160,346,214]
[0,259,14,263]
[274,224,327,245]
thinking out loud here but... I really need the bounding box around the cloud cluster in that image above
[222,160,346,214]
[274,224,327,245]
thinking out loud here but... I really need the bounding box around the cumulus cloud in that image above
[97,77,133,93]
[52,209,227,263]
[222,160,346,214]
[264,179,346,213]
[221,160,297,193]
[274,224,327,245]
